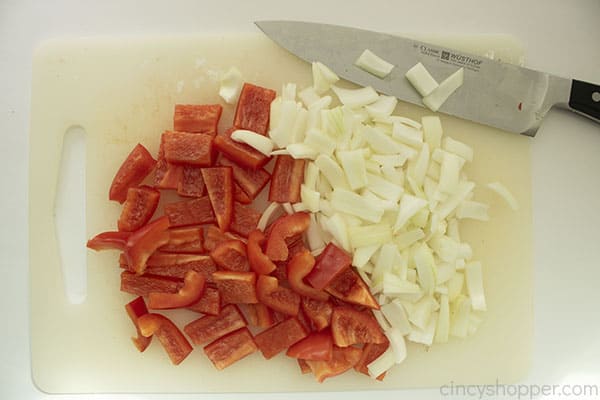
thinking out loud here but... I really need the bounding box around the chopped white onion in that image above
[405,62,439,97]
[365,95,398,119]
[434,294,450,343]
[421,116,443,151]
[312,61,339,94]
[314,154,349,189]
[303,162,319,191]
[353,244,380,269]
[385,328,408,364]
[348,223,392,248]
[337,150,368,190]
[355,49,395,78]
[331,188,384,223]
[487,181,519,210]
[300,185,320,212]
[465,261,486,311]
[456,200,490,221]
[392,122,423,149]
[444,137,474,163]
[413,243,436,296]
[422,68,464,112]
[282,202,294,215]
[394,194,428,232]
[332,85,379,108]
[367,348,396,378]
[286,143,318,160]
[325,213,351,252]
[450,295,471,338]
[257,202,282,231]
[231,129,274,156]
[298,86,320,107]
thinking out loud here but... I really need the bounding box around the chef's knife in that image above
[255,21,600,136]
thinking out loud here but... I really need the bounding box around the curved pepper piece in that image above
[124,296,152,352]
[137,313,193,365]
[247,230,276,275]
[87,231,131,251]
[124,216,171,274]
[287,250,329,302]
[148,270,206,310]
[265,212,310,262]
[286,331,334,361]
[256,275,300,316]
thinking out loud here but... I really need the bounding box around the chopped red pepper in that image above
[305,346,362,383]
[213,128,270,170]
[255,303,275,328]
[330,306,386,347]
[203,225,245,252]
[326,268,380,310]
[148,270,206,309]
[268,155,305,203]
[164,196,215,227]
[305,243,352,290]
[354,339,389,381]
[229,202,261,238]
[256,275,301,316]
[124,216,171,274]
[177,165,206,197]
[219,156,271,200]
[233,183,252,204]
[87,231,131,252]
[153,136,183,190]
[203,327,258,370]
[247,230,276,275]
[254,318,308,360]
[212,271,258,304]
[120,271,181,296]
[265,212,311,262]
[301,297,333,332]
[135,252,216,282]
[109,143,156,203]
[124,296,152,352]
[184,304,247,345]
[201,167,233,232]
[187,286,221,315]
[159,227,204,254]
[286,331,334,361]
[210,239,249,272]
[297,359,312,374]
[117,186,160,232]
[233,83,277,135]
[287,250,330,302]
[162,131,213,166]
[137,313,193,365]
[173,104,222,135]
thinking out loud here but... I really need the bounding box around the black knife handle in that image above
[568,79,600,122]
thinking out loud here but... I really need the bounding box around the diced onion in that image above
[394,194,428,232]
[332,85,379,108]
[337,150,368,190]
[385,328,408,364]
[486,181,519,210]
[405,62,439,97]
[367,348,396,378]
[331,188,384,223]
[355,49,395,78]
[298,86,320,107]
[444,137,474,162]
[325,213,351,252]
[348,223,392,248]
[353,244,380,269]
[257,202,282,231]
[465,261,486,311]
[421,116,443,150]
[365,95,398,119]
[231,129,274,156]
[422,68,464,112]
[282,203,294,215]
[286,143,318,160]
[300,184,320,212]
[312,61,339,94]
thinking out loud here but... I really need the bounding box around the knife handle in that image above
[568,79,600,123]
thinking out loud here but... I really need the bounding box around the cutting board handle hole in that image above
[54,125,87,305]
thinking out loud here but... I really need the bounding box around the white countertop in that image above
[2,0,599,399]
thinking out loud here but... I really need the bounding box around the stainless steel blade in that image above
[256,20,573,136]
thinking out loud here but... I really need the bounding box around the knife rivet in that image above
[592,92,600,103]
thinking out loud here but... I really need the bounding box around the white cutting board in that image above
[29,33,532,393]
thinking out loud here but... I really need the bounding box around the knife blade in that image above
[255,20,600,136]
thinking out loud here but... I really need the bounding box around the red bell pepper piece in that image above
[219,156,271,200]
[233,183,252,204]
[287,250,330,302]
[117,186,160,232]
[109,143,156,203]
[153,136,183,190]
[254,318,308,360]
[210,240,249,272]
[124,296,152,352]
[305,346,362,383]
[203,327,258,370]
[256,275,301,316]
[301,297,333,332]
[137,313,193,365]
[213,128,270,170]
[148,270,206,309]
[255,303,275,328]
[87,231,131,251]
[247,230,276,275]
[233,83,277,135]
[164,196,215,227]
[330,306,387,347]
[229,202,261,238]
[265,212,311,262]
[326,268,380,310]
[162,131,213,166]
[159,227,204,254]
[187,286,221,316]
[268,155,305,203]
[297,359,312,374]
[203,225,245,252]
[354,339,390,381]
[184,304,247,345]
[305,243,352,290]
[173,104,222,136]
[177,165,206,197]
[201,167,233,232]
[126,252,216,282]
[124,216,171,274]
[120,271,181,296]
[286,331,334,361]
[212,271,258,304]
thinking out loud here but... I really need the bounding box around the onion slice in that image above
[355,49,395,78]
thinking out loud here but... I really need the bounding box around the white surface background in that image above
[2,0,599,399]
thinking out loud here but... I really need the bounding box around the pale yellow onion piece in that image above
[413,243,436,296]
[361,125,404,155]
[443,136,474,162]
[447,272,464,302]
[353,244,381,269]
[286,143,318,160]
[331,85,379,108]
[456,200,490,221]
[364,95,398,119]
[407,295,435,330]
[330,188,384,223]
[337,149,368,190]
[281,82,296,101]
[270,99,298,148]
[306,95,332,130]
[486,181,519,210]
[422,68,464,112]
[314,154,349,189]
[218,66,243,104]
[305,128,336,157]
[361,190,397,212]
[366,173,404,203]
[303,161,319,191]
[435,262,456,284]
[290,107,308,143]
[312,61,339,94]
[438,152,465,194]
[300,185,320,213]
[298,86,320,107]
[372,243,399,284]
[449,294,471,338]
[436,180,475,219]
[372,309,392,332]
[409,143,430,187]
[348,223,392,248]
[371,154,408,168]
[257,202,282,231]
[408,312,438,346]
[231,129,274,156]
[325,213,351,252]
[270,149,290,156]
[382,273,422,297]
[306,213,326,251]
[367,348,396,378]
[405,62,439,97]
[395,228,425,251]
[392,122,423,149]
[355,49,395,78]
[282,203,294,215]
[421,115,443,150]
[321,107,345,137]
[465,261,487,311]
[381,300,412,335]
[385,327,408,364]
[394,194,428,232]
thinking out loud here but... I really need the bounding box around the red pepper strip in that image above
[153,136,183,190]
[286,331,334,361]
[326,268,380,310]
[305,242,352,290]
[124,216,171,274]
[201,167,233,232]
[164,196,215,227]
[233,83,277,135]
[213,128,270,170]
[120,271,181,297]
[253,318,308,360]
[124,296,152,352]
[148,270,206,309]
[287,250,330,302]
[265,212,311,262]
[117,186,161,232]
[187,286,221,316]
[173,104,222,136]
[177,165,206,198]
[268,155,305,203]
[109,143,156,203]
[219,156,271,200]
[184,304,247,345]
[247,230,276,275]
[203,327,258,370]
[137,313,193,365]
[256,275,301,316]
[210,240,249,272]
[305,346,362,383]
[203,225,246,252]
[162,131,213,166]
[212,271,258,304]
[87,231,131,251]
[159,227,204,254]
